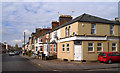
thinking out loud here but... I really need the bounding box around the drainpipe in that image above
[106,36,109,52]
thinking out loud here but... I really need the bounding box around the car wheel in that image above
[107,59,112,64]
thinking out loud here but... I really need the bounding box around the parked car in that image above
[9,52,15,56]
[14,51,20,55]
[98,52,120,64]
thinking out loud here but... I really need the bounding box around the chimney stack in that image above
[52,21,59,29]
[115,17,119,22]
[59,15,72,25]
[36,28,42,33]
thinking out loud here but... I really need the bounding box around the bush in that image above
[28,51,32,57]
[28,52,32,57]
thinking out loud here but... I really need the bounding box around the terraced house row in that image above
[24,13,120,61]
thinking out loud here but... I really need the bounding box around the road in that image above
[2,54,120,73]
[2,54,50,71]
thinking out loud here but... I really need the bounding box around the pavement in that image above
[20,54,120,71]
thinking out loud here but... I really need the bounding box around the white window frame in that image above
[68,26,71,36]
[66,44,69,52]
[91,24,95,34]
[36,47,38,51]
[62,44,65,52]
[53,44,56,52]
[46,34,49,38]
[40,46,42,52]
[66,27,68,37]
[50,44,52,52]
[54,31,57,38]
[112,43,117,51]
[97,43,103,52]
[110,25,114,35]
[39,37,42,42]
[88,43,94,52]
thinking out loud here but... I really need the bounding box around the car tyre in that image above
[107,59,112,64]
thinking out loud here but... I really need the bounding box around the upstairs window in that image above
[54,31,57,38]
[97,43,102,52]
[39,38,42,42]
[110,25,114,35]
[91,24,95,34]
[65,27,68,37]
[88,43,94,52]
[112,43,117,51]
[68,26,71,36]
[36,39,38,43]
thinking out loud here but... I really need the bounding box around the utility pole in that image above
[24,32,25,55]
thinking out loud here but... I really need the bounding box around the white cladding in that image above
[50,29,61,42]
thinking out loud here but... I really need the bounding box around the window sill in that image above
[97,51,103,53]
[62,51,65,53]
[88,51,95,53]
[66,51,70,53]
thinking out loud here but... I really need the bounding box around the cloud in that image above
[2,2,118,47]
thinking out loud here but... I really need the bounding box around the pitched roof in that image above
[38,13,120,37]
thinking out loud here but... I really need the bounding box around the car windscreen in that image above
[99,53,106,56]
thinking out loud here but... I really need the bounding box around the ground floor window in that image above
[53,44,56,52]
[62,44,65,52]
[67,44,69,52]
[40,46,42,52]
[112,43,117,51]
[88,43,94,52]
[36,47,38,51]
[50,44,52,52]
[97,43,102,52]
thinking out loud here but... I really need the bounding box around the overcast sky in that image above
[1,1,119,47]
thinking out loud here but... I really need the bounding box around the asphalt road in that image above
[2,54,50,71]
[2,54,119,73]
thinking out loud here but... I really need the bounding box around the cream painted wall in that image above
[82,40,119,61]
[78,22,91,35]
[60,22,78,38]
[78,22,120,36]
[57,41,74,61]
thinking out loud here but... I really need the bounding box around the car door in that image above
[116,53,120,62]
[110,53,117,62]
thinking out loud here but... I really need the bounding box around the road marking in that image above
[53,70,58,71]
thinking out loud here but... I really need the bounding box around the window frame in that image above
[68,26,71,36]
[88,43,94,52]
[110,25,114,35]
[50,44,52,52]
[112,43,117,52]
[97,43,103,52]
[66,44,69,52]
[53,44,56,52]
[62,44,65,52]
[65,27,68,37]
[91,24,96,34]
[40,46,42,52]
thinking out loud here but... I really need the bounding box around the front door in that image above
[44,44,47,56]
[74,45,81,61]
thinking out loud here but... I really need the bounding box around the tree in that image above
[15,44,18,50]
